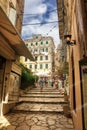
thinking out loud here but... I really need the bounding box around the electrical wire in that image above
[46,25,57,35]
[22,19,63,26]
[18,9,58,16]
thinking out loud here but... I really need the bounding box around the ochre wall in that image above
[68,0,87,130]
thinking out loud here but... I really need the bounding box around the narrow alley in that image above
[0,1,87,130]
[0,85,74,130]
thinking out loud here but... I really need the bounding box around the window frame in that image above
[40,64,43,69]
[46,64,48,69]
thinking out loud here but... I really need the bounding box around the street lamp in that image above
[64,34,76,45]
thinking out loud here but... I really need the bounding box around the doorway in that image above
[80,59,87,130]
[0,56,6,115]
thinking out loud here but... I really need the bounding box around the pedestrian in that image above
[54,79,58,89]
[58,79,63,94]
[44,77,48,87]
[39,77,44,92]
[51,78,54,87]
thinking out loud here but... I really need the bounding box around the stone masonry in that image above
[0,84,74,130]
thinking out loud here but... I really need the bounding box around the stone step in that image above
[18,101,68,105]
[28,88,64,91]
[19,97,66,104]
[20,95,64,98]
[12,110,64,114]
[29,87,57,90]
[25,92,64,95]
[13,103,64,114]
[29,89,61,92]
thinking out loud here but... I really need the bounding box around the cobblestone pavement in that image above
[0,85,75,130]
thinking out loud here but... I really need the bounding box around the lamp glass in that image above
[66,36,71,42]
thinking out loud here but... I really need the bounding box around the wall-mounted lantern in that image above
[64,35,76,45]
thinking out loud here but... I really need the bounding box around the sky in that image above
[22,0,60,49]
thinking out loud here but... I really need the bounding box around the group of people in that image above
[38,77,63,94]
[38,77,48,92]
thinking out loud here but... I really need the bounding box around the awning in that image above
[36,72,51,77]
[0,6,34,61]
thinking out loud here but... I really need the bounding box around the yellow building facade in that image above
[21,34,55,78]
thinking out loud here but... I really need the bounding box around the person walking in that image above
[39,77,44,92]
[51,78,54,87]
[54,79,58,89]
[58,79,63,94]
[44,77,48,87]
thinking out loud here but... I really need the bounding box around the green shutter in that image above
[41,41,43,45]
[35,64,37,69]
[46,41,48,44]
[31,43,33,46]
[40,64,43,69]
[46,64,48,68]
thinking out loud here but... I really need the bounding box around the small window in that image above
[35,56,37,61]
[31,43,33,46]
[25,57,27,61]
[35,64,37,69]
[40,64,43,69]
[41,41,43,45]
[45,56,48,60]
[36,42,38,45]
[30,65,32,68]
[46,48,48,52]
[43,48,44,52]
[46,41,48,44]
[40,56,43,60]
[26,44,28,47]
[46,64,48,69]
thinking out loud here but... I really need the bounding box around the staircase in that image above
[13,86,67,114]
[0,85,75,130]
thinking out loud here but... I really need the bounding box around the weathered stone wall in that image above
[16,0,25,33]
[0,0,24,34]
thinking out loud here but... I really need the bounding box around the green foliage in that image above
[20,64,39,90]
[33,75,39,82]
